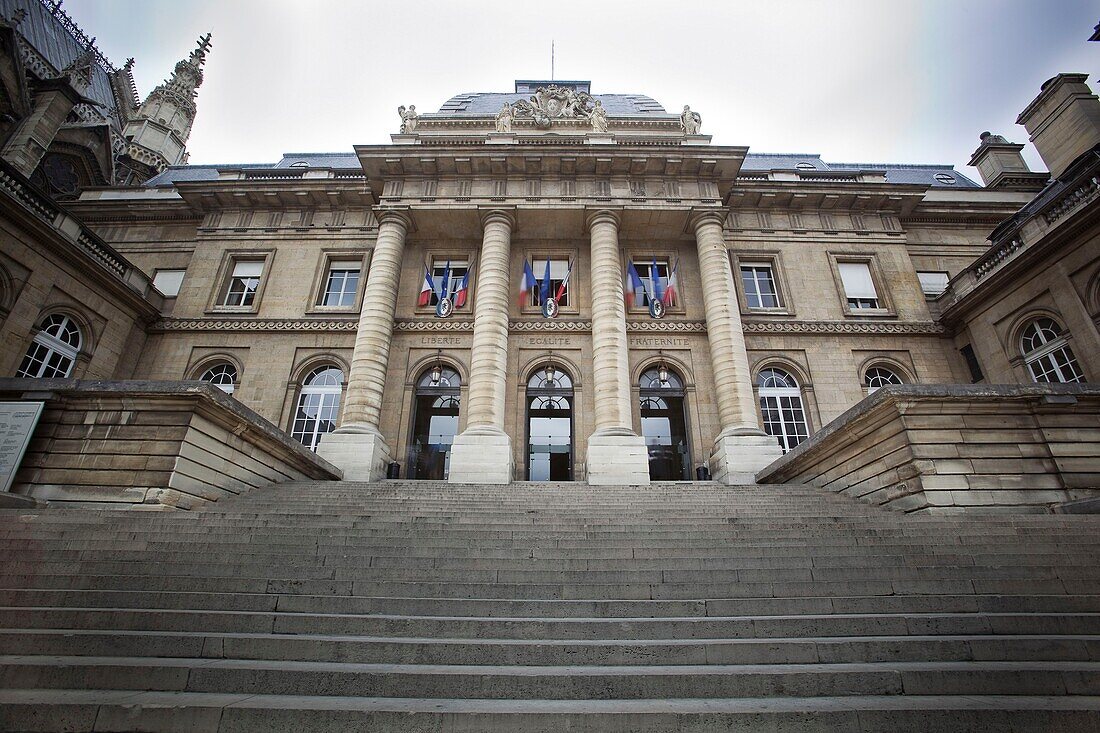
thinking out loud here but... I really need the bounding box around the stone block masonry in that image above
[0,379,340,509]
[757,384,1100,513]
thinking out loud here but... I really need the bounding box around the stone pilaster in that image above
[585,209,650,485]
[449,209,515,484]
[691,209,782,483]
[317,208,411,480]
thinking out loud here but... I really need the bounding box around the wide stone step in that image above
[4,655,1100,698]
[4,607,1098,638]
[3,689,1099,733]
[2,628,1097,666]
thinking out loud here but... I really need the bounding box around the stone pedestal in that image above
[448,429,513,484]
[710,432,785,485]
[316,430,391,482]
[586,431,651,485]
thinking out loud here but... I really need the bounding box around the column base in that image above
[710,432,784,485]
[586,432,651,485]
[316,430,392,482]
[448,429,513,484]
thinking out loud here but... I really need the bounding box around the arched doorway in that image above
[408,364,461,480]
[526,363,574,481]
[639,365,691,480]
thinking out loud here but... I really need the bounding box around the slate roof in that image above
[743,153,980,188]
[435,92,668,117]
[145,152,978,189]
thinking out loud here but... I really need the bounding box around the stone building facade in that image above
[0,4,1096,503]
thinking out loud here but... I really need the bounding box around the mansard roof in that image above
[742,153,980,188]
[146,151,979,189]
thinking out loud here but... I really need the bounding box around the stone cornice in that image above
[742,320,945,335]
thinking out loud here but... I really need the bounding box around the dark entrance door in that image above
[525,364,574,481]
[408,366,461,480]
[639,366,691,481]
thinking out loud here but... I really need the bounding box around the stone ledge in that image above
[757,384,1100,513]
[0,379,341,509]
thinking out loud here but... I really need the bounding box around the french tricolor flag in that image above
[663,258,679,307]
[517,259,538,307]
[556,259,574,302]
[455,265,472,308]
[625,261,646,308]
[417,263,435,307]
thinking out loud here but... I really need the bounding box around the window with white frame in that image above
[427,259,469,306]
[222,261,264,307]
[864,365,904,394]
[291,366,344,451]
[528,258,571,307]
[630,257,675,308]
[838,262,880,310]
[757,367,810,453]
[153,269,186,297]
[200,362,238,394]
[917,271,949,297]
[16,313,82,378]
[319,260,361,307]
[1020,318,1085,384]
[740,263,781,308]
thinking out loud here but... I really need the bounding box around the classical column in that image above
[449,209,515,484]
[691,209,782,483]
[316,208,412,480]
[585,210,650,485]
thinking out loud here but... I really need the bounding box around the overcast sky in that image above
[66,0,1097,178]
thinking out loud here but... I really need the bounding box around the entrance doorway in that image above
[526,363,574,480]
[408,365,461,480]
[639,365,691,480]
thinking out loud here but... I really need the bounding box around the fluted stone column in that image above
[585,210,650,485]
[449,209,515,484]
[317,209,412,480]
[692,209,782,483]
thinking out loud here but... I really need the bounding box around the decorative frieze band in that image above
[152,318,358,332]
[742,320,945,335]
[394,320,474,332]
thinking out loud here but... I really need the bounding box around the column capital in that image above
[585,208,622,231]
[687,207,727,233]
[373,207,415,232]
[478,206,516,230]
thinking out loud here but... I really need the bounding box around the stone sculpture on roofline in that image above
[397,105,418,133]
[680,104,701,134]
[511,84,595,129]
[495,103,513,132]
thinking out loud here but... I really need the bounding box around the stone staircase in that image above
[2,480,1100,731]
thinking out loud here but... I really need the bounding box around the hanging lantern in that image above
[544,362,556,385]
[658,361,670,386]
[430,362,443,386]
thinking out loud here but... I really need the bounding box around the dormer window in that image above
[796,162,816,170]
[933,173,956,185]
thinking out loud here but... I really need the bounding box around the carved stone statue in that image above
[512,84,595,129]
[980,131,1010,145]
[495,103,513,133]
[680,105,701,135]
[590,99,608,133]
[398,105,418,133]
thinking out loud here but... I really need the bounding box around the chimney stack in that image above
[1017,73,1100,179]
[967,131,1048,191]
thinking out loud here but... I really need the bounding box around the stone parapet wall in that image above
[0,379,341,509]
[757,384,1100,513]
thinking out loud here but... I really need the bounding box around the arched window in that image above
[199,362,238,394]
[757,367,809,453]
[1020,318,1085,383]
[16,313,82,378]
[864,365,904,394]
[291,366,344,451]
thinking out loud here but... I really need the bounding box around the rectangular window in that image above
[528,259,571,307]
[428,259,469,306]
[838,262,880,309]
[917,271,949,296]
[223,261,263,307]
[740,263,780,308]
[960,344,984,383]
[320,260,361,307]
[153,269,185,297]
[631,258,675,309]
